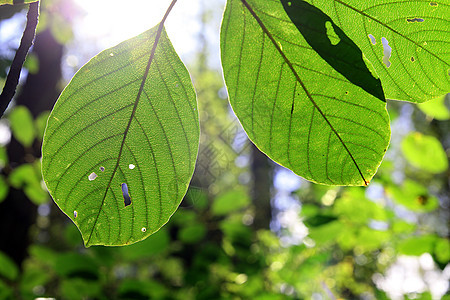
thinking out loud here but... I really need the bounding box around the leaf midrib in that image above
[86,0,178,246]
[239,0,368,185]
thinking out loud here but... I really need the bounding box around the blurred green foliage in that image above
[0,1,448,299]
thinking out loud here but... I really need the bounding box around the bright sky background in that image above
[67,0,224,75]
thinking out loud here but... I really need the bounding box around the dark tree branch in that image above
[0,1,39,117]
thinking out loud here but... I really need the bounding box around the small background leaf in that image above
[397,235,436,256]
[9,162,48,205]
[8,105,35,147]
[401,132,448,173]
[281,0,385,101]
[0,251,18,280]
[42,24,199,247]
[417,93,450,121]
[211,189,250,216]
[387,180,439,212]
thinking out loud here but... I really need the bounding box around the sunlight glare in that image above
[72,0,201,59]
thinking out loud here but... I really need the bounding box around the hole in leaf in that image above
[129,164,135,170]
[429,2,437,6]
[368,34,376,45]
[74,210,78,218]
[99,166,105,172]
[381,37,392,68]
[121,183,132,207]
[407,18,424,23]
[325,21,340,45]
[141,227,147,232]
[411,57,415,62]
[88,172,97,181]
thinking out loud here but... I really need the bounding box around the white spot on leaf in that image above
[141,227,146,232]
[381,37,392,68]
[88,172,97,181]
[74,210,78,218]
[129,164,135,170]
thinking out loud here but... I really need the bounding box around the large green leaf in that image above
[0,0,37,5]
[42,24,199,247]
[312,0,450,102]
[221,0,390,185]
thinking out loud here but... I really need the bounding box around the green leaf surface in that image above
[388,180,439,212]
[60,278,101,300]
[35,110,50,140]
[434,238,450,264]
[9,162,48,204]
[221,0,390,185]
[417,93,450,120]
[281,0,385,101]
[178,223,207,244]
[312,0,450,102]
[397,235,436,256]
[333,189,388,224]
[42,24,199,247]
[0,281,13,300]
[0,0,37,5]
[211,189,250,216]
[401,132,448,173]
[8,105,35,147]
[0,251,18,280]
[54,253,99,278]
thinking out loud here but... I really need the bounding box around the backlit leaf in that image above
[9,162,48,205]
[0,251,18,280]
[221,0,390,185]
[417,93,450,120]
[312,0,450,102]
[281,0,385,101]
[42,24,199,247]
[401,132,448,173]
[8,105,35,148]
[388,179,439,212]
[397,235,436,256]
[435,238,450,264]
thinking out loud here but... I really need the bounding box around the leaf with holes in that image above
[42,23,199,247]
[221,0,390,185]
[311,0,450,103]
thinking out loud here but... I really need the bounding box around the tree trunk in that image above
[250,144,272,230]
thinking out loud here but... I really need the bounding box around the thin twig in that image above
[0,1,40,118]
